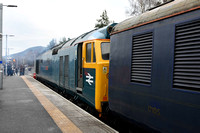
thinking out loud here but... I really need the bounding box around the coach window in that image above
[86,42,96,63]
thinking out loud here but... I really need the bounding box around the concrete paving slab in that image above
[0,76,61,133]
[25,76,118,133]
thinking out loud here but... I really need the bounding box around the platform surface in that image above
[0,75,118,133]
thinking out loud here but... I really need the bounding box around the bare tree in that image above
[126,0,168,16]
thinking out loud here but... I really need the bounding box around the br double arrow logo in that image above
[86,73,94,85]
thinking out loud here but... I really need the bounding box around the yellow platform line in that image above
[21,76,82,133]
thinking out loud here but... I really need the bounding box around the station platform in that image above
[0,75,118,133]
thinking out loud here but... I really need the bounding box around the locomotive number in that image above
[148,105,160,116]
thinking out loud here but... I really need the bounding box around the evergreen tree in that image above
[59,37,67,44]
[95,10,110,29]
[47,39,56,49]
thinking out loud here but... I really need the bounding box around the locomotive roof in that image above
[112,0,200,34]
[62,38,76,48]
[62,23,117,47]
[41,23,117,56]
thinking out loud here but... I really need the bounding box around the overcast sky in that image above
[0,0,130,56]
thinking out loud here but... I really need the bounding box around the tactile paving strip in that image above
[22,76,82,133]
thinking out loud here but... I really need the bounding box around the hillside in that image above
[8,46,46,67]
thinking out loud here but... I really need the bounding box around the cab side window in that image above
[93,43,96,62]
[86,43,96,63]
[86,43,91,63]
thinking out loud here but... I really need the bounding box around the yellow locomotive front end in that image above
[82,39,110,116]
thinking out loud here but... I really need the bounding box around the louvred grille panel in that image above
[173,19,200,91]
[131,32,153,85]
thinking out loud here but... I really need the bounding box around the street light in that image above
[0,34,14,76]
[8,48,14,58]
[5,34,14,76]
[0,3,17,89]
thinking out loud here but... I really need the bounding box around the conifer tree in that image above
[47,39,56,49]
[95,10,110,29]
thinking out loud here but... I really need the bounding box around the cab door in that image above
[82,40,110,113]
[82,42,96,107]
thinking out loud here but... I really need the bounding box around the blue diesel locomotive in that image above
[109,0,200,132]
[36,0,200,132]
[36,24,116,116]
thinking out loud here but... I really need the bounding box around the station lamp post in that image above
[0,3,17,89]
[5,34,14,76]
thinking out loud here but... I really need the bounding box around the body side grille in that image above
[131,32,153,85]
[173,19,200,91]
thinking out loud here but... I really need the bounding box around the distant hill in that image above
[8,46,46,67]
[12,46,46,57]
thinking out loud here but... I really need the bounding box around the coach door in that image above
[59,56,64,87]
[64,55,69,89]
